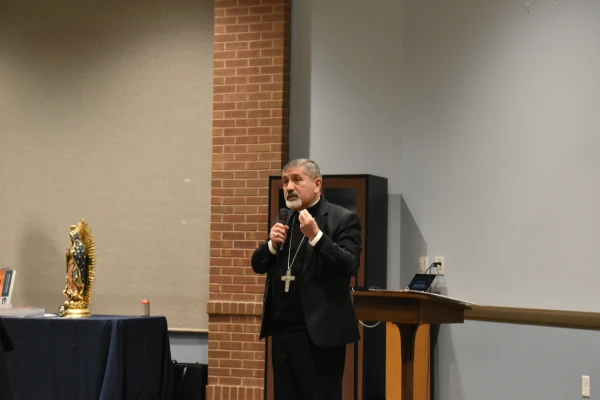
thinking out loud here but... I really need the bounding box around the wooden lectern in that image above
[352,290,470,400]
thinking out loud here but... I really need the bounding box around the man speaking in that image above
[251,159,362,399]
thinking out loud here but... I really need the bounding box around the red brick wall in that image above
[207,0,291,398]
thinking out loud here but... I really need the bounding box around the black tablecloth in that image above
[2,315,173,400]
[1,317,15,400]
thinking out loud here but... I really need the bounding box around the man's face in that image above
[282,167,321,210]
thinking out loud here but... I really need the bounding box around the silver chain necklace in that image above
[281,215,305,293]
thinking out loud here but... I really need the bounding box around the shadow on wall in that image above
[400,196,464,400]
[434,324,465,400]
[289,0,312,159]
[400,195,428,289]
[17,221,65,313]
[398,197,464,400]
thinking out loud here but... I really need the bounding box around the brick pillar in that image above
[208,0,291,399]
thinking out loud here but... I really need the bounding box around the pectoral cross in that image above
[281,269,295,293]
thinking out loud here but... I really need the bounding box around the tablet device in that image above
[407,273,437,292]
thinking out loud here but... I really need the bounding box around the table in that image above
[2,315,173,400]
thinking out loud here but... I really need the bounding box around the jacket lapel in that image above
[285,209,294,226]
[301,199,328,275]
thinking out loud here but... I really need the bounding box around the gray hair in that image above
[282,159,322,181]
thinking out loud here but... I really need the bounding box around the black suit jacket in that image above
[251,197,362,348]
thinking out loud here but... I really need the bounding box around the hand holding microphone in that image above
[270,208,289,249]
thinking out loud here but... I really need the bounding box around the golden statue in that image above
[58,219,97,317]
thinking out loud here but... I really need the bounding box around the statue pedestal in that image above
[62,308,91,318]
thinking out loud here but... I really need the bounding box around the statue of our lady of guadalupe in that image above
[59,219,96,318]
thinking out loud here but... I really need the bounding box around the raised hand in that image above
[299,209,319,241]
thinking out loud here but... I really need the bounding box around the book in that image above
[0,268,16,307]
[0,307,45,317]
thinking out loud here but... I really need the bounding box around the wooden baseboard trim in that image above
[168,328,209,334]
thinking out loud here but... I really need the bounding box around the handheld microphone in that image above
[278,208,288,250]
[278,208,288,224]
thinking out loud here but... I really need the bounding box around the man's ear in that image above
[314,178,322,194]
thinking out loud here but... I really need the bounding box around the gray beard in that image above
[285,198,302,210]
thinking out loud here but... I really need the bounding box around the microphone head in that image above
[278,208,288,224]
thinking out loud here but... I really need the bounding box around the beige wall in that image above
[0,0,213,330]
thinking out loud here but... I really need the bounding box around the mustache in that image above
[286,191,299,199]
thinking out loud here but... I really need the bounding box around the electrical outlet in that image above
[434,256,445,275]
[419,257,428,273]
[582,375,590,398]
